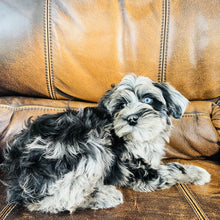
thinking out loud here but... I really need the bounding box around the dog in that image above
[1,74,210,214]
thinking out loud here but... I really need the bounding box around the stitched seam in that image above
[177,184,202,220]
[185,185,210,220]
[44,0,56,99]
[48,0,56,99]
[158,0,170,83]
[177,184,209,220]
[182,113,209,118]
[0,204,16,220]
[44,0,51,98]
[158,0,165,82]
[162,0,170,82]
[0,105,69,112]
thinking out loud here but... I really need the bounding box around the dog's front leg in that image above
[158,162,211,188]
[125,161,210,192]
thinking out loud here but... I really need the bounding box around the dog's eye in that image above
[144,97,153,104]
[119,103,126,109]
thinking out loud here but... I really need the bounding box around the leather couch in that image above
[0,1,219,219]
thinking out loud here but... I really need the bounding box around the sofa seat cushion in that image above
[0,97,219,160]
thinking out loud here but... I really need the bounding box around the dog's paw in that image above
[87,185,123,210]
[185,165,211,185]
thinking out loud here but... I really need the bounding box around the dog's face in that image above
[99,74,188,142]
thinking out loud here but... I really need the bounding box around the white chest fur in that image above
[123,136,168,168]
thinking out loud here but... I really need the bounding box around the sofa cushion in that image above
[0,97,219,161]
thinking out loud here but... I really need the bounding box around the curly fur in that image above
[1,74,211,213]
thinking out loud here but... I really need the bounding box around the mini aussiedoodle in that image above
[1,74,210,213]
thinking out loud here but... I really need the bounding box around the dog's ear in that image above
[98,85,115,111]
[153,82,189,119]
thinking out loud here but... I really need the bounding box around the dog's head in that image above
[98,74,188,142]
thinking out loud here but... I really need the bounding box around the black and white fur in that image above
[1,74,210,213]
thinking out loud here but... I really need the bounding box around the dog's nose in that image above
[127,114,139,126]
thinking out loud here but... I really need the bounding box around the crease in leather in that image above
[44,0,56,99]
[158,0,170,83]
[0,203,16,220]
[203,149,220,164]
[0,111,14,144]
[55,88,97,103]
[177,184,209,220]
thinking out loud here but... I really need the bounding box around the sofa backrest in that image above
[0,0,220,102]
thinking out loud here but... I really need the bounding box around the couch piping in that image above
[44,0,56,99]
[177,184,209,220]
[158,0,170,83]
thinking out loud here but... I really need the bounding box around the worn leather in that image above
[0,0,219,219]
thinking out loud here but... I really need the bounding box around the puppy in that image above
[1,74,210,213]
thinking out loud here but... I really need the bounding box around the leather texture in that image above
[0,0,219,219]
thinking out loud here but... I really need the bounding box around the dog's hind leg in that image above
[81,185,123,210]
[27,155,114,214]
[27,171,99,214]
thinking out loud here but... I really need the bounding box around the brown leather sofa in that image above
[0,1,219,219]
